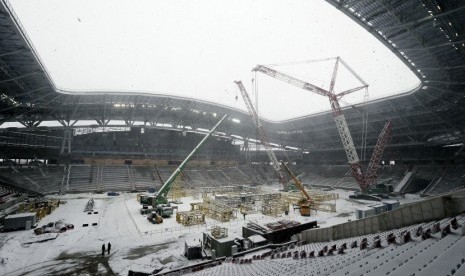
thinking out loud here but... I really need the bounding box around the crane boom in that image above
[253,65,329,97]
[234,80,287,186]
[154,114,228,204]
[253,62,367,190]
[281,162,310,201]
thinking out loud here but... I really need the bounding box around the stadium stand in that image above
[132,166,161,190]
[67,165,97,193]
[160,215,465,276]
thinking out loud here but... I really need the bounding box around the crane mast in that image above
[363,120,393,189]
[234,80,287,186]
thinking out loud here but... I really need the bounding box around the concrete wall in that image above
[302,191,465,243]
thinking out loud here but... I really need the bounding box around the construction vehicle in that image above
[148,114,228,218]
[234,80,287,188]
[139,194,155,206]
[253,58,392,196]
[282,169,306,192]
[147,211,163,224]
[140,206,153,215]
[281,162,312,216]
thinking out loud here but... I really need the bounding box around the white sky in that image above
[10,0,419,121]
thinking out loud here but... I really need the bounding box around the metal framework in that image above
[195,198,237,222]
[175,210,205,226]
[214,192,282,207]
[364,120,393,188]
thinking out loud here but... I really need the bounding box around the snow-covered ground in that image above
[0,188,402,275]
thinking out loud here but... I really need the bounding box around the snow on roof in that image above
[185,240,201,247]
[6,212,36,219]
[248,235,267,244]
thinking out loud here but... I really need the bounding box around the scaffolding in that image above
[313,201,337,212]
[261,198,289,217]
[211,225,228,239]
[18,199,61,220]
[285,190,339,213]
[200,186,240,196]
[200,185,260,198]
[176,210,206,226]
[194,198,237,222]
[239,203,260,215]
[214,192,281,207]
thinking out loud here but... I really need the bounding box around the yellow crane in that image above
[281,161,313,216]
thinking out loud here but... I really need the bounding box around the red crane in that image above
[253,57,392,191]
[364,120,393,189]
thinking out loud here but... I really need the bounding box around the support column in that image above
[60,128,72,154]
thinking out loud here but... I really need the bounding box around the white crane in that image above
[234,80,287,187]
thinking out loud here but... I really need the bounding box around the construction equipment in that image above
[281,162,312,216]
[253,58,392,193]
[138,194,155,205]
[234,80,287,187]
[149,114,228,218]
[147,211,163,224]
[363,121,393,188]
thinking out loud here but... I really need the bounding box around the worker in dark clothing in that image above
[102,244,105,256]
[107,242,111,255]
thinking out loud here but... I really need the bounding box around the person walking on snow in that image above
[102,243,105,256]
[107,242,111,255]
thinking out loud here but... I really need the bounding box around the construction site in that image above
[1,0,465,275]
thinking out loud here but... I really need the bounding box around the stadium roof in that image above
[0,0,464,152]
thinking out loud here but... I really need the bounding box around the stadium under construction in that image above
[1,0,465,275]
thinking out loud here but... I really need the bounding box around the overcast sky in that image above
[10,0,419,121]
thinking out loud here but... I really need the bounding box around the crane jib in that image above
[156,114,228,200]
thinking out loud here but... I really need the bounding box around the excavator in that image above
[281,162,313,216]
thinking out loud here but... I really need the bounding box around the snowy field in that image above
[0,188,401,275]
